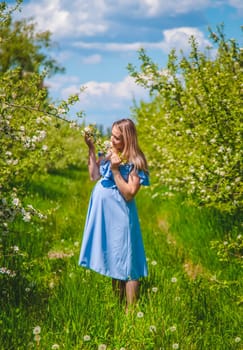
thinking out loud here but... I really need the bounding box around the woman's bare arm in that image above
[111,168,140,201]
[85,135,100,181]
[110,151,140,201]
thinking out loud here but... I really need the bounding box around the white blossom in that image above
[33,326,41,335]
[171,277,178,283]
[12,198,20,206]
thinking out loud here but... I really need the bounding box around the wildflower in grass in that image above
[149,325,157,332]
[120,347,126,350]
[83,335,91,341]
[151,260,157,265]
[98,344,107,350]
[12,197,20,206]
[49,281,55,289]
[172,344,179,349]
[235,337,241,343]
[0,267,16,277]
[23,212,31,222]
[42,145,48,151]
[33,326,41,335]
[171,277,177,283]
[137,311,144,318]
[51,344,60,349]
[169,325,177,332]
[152,287,158,293]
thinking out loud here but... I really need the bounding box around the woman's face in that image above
[111,125,124,152]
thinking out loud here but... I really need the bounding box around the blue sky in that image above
[10,0,243,128]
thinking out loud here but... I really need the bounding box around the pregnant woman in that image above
[79,118,149,309]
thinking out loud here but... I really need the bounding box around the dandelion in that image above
[152,287,158,293]
[172,344,179,349]
[137,311,144,318]
[38,130,46,140]
[169,325,177,332]
[235,337,241,343]
[149,325,157,332]
[49,281,55,289]
[12,197,20,206]
[171,277,177,283]
[98,344,107,350]
[151,260,157,266]
[42,145,48,151]
[36,117,42,124]
[33,326,41,335]
[83,335,91,341]
[51,344,60,349]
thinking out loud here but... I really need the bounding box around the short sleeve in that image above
[99,159,112,178]
[136,169,150,186]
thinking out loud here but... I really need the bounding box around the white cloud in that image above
[46,74,148,126]
[229,0,243,11]
[73,41,147,52]
[19,0,108,39]
[229,0,243,7]
[81,54,102,64]
[161,27,212,53]
[47,75,147,109]
[46,75,80,93]
[73,27,211,54]
[96,0,212,18]
[16,0,216,40]
[138,0,211,16]
[78,76,147,109]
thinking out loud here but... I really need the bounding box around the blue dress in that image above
[79,159,149,281]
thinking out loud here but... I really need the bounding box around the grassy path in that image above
[0,167,242,349]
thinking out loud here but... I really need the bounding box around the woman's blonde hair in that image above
[112,118,148,172]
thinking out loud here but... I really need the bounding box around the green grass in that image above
[0,167,242,350]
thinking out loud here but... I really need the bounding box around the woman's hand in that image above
[84,133,95,149]
[110,150,122,170]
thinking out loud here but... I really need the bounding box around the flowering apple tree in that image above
[128,25,242,213]
[0,2,83,284]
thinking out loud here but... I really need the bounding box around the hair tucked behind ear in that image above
[112,118,148,173]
